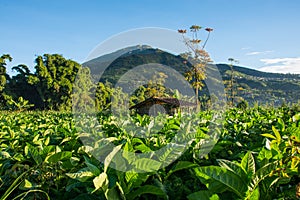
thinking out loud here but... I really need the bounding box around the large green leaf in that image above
[66,167,94,182]
[217,159,247,180]
[104,144,122,173]
[246,186,260,200]
[40,145,56,158]
[272,126,281,143]
[205,181,228,194]
[105,187,122,200]
[157,142,186,166]
[19,179,40,190]
[84,156,101,176]
[194,166,247,198]
[194,139,218,158]
[277,118,285,132]
[166,161,199,179]
[92,172,108,192]
[257,147,272,162]
[26,143,43,165]
[112,149,128,172]
[122,141,136,164]
[124,171,149,191]
[133,158,161,172]
[261,133,276,140]
[126,185,167,200]
[47,151,72,163]
[135,144,152,153]
[241,152,255,175]
[248,162,277,193]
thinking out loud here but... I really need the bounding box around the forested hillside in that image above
[1,46,299,111]
[84,46,300,106]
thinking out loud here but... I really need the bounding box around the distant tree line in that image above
[2,50,295,112]
[0,54,94,111]
[0,53,176,112]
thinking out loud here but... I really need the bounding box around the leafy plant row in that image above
[0,106,299,199]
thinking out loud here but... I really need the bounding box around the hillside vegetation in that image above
[84,46,300,106]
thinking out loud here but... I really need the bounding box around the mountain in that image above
[83,45,190,84]
[83,45,153,76]
[83,45,300,106]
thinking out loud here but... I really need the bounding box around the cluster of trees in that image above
[0,54,84,111]
[0,53,176,112]
[0,52,247,113]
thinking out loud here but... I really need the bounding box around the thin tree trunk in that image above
[230,65,234,106]
[196,83,200,112]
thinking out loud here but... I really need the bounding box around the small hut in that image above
[129,97,196,116]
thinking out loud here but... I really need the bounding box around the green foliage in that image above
[4,96,34,111]
[7,64,42,108]
[260,117,300,197]
[0,54,12,92]
[72,66,95,112]
[145,72,168,98]
[0,106,300,199]
[0,112,82,199]
[31,54,81,110]
[2,50,300,111]
[194,152,279,199]
[0,54,12,107]
[95,81,128,112]
[129,72,173,106]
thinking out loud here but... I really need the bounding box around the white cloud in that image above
[246,51,261,55]
[246,50,274,56]
[259,57,300,74]
[241,47,251,50]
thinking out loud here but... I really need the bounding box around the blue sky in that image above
[2,0,300,74]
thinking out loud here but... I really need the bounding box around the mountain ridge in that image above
[82,45,300,105]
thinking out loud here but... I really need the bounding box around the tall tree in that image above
[178,26,213,111]
[225,58,239,106]
[0,54,12,107]
[29,54,81,110]
[95,81,128,113]
[72,66,95,112]
[7,64,41,108]
[130,72,170,106]
[145,72,168,98]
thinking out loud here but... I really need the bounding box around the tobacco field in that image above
[0,106,300,199]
